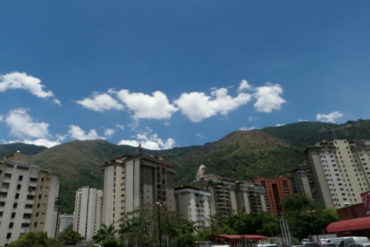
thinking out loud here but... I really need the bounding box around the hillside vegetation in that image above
[1,119,370,212]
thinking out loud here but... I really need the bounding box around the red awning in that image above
[326,216,370,233]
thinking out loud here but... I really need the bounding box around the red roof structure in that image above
[213,234,268,247]
[216,235,268,240]
[326,216,370,233]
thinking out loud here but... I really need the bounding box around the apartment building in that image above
[289,163,313,199]
[58,214,74,232]
[175,186,211,227]
[73,187,102,241]
[254,176,292,215]
[0,152,59,246]
[192,174,238,215]
[305,139,370,209]
[101,154,176,229]
[235,181,268,214]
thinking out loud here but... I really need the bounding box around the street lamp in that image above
[307,209,319,242]
[156,201,165,247]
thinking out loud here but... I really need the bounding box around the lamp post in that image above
[156,201,163,247]
[307,209,319,242]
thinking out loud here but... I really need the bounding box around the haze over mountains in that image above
[2,119,370,213]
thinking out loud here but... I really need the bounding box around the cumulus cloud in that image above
[76,93,124,112]
[239,126,255,131]
[0,115,3,122]
[116,124,125,130]
[5,108,50,138]
[68,124,104,140]
[8,138,61,148]
[254,83,285,113]
[238,80,253,91]
[0,72,60,104]
[118,133,175,150]
[113,89,177,120]
[175,87,252,122]
[316,111,343,123]
[104,128,115,138]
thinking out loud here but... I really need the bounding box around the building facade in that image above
[58,214,74,232]
[192,174,268,215]
[235,181,268,214]
[254,176,292,215]
[289,163,314,199]
[73,187,102,241]
[175,186,211,227]
[0,153,59,246]
[102,154,176,228]
[192,174,238,215]
[305,140,370,209]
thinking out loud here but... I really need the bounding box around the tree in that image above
[7,232,62,247]
[225,211,280,236]
[280,194,338,239]
[57,225,83,245]
[119,204,198,247]
[93,224,118,246]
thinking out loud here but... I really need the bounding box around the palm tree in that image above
[93,224,118,244]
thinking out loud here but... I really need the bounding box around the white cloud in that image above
[76,93,124,112]
[275,123,286,127]
[118,133,175,150]
[239,126,255,131]
[195,133,206,140]
[114,89,177,120]
[68,124,104,140]
[5,108,50,138]
[238,80,252,91]
[0,115,3,122]
[8,138,61,148]
[116,124,125,130]
[254,83,286,113]
[316,111,343,123]
[104,128,115,138]
[175,87,252,122]
[0,72,60,104]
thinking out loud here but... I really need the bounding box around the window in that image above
[11,212,16,218]
[9,222,13,228]
[6,233,11,239]
[13,202,18,208]
[18,175,23,181]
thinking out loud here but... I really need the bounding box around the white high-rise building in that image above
[305,140,370,209]
[175,186,211,227]
[73,187,102,241]
[102,154,176,229]
[0,152,59,246]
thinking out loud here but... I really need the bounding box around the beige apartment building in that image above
[73,187,102,241]
[0,152,59,246]
[193,174,268,215]
[175,186,211,227]
[101,154,176,229]
[305,140,370,209]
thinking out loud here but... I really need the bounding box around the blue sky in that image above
[1,1,370,149]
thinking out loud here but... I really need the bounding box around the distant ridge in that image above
[1,119,370,212]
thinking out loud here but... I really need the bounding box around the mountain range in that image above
[1,119,370,213]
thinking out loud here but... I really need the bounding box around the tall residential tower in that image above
[305,140,370,209]
[101,154,176,228]
[0,153,59,246]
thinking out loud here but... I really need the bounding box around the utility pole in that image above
[156,202,162,247]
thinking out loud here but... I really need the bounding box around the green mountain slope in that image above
[0,143,47,157]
